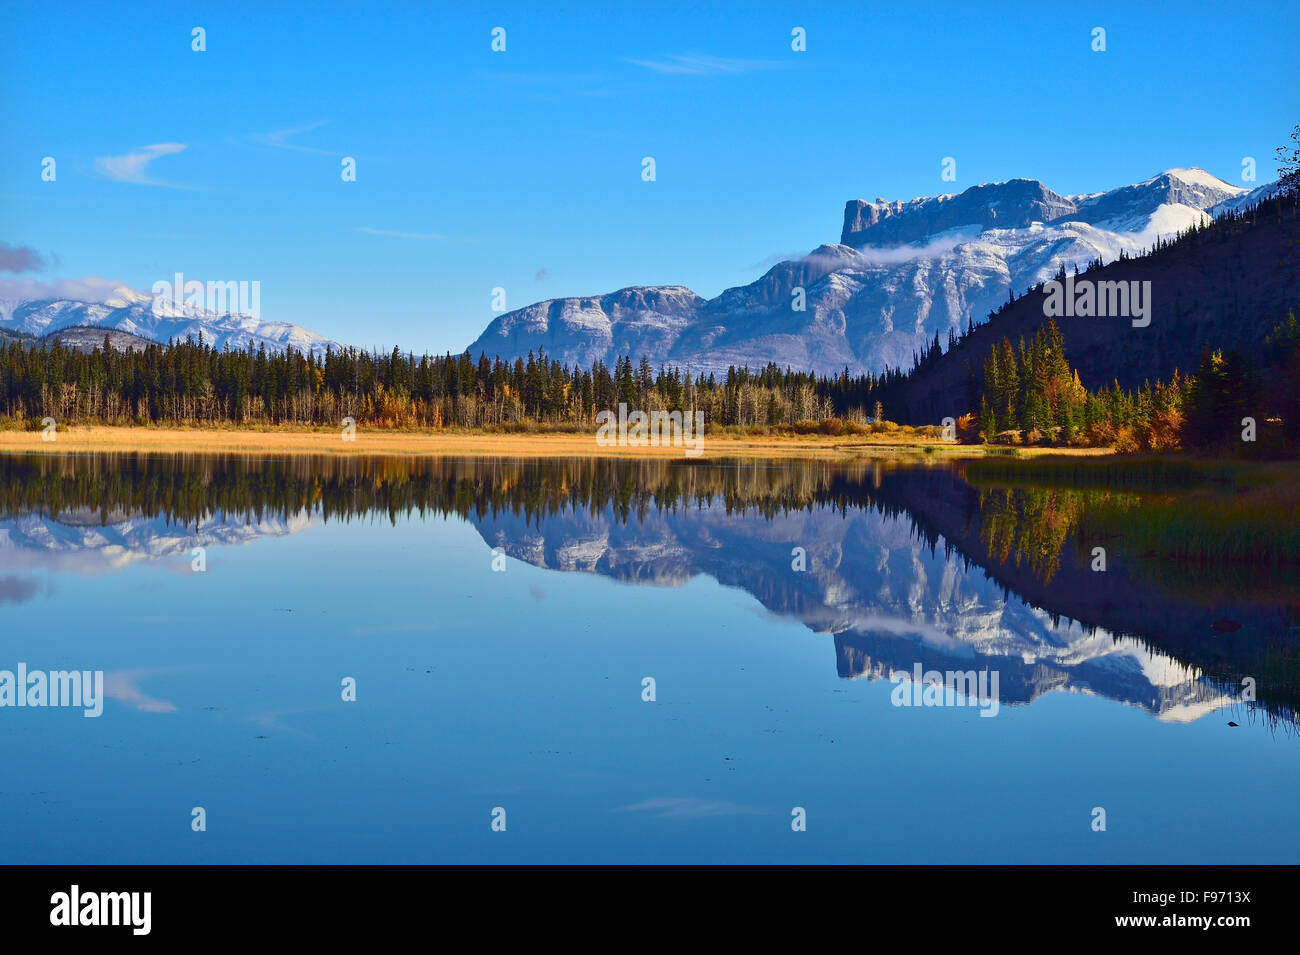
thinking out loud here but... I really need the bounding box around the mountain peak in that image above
[841,178,1075,247]
[1152,167,1244,192]
[103,286,151,308]
[1074,168,1246,231]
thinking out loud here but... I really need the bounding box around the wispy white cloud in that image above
[247,705,331,739]
[250,121,342,156]
[614,797,770,819]
[746,230,978,275]
[0,276,134,304]
[745,251,808,272]
[848,229,979,266]
[94,143,191,188]
[104,669,177,713]
[356,226,450,241]
[626,53,787,76]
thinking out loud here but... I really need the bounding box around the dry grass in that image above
[0,424,1118,461]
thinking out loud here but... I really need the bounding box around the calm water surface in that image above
[1,453,1296,863]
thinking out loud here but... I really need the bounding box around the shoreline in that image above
[0,425,1117,460]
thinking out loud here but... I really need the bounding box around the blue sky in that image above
[2,0,1296,354]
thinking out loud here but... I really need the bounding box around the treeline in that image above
[1,315,1293,458]
[0,336,883,430]
[978,318,1187,451]
[976,314,1299,455]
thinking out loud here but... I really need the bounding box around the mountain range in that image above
[467,169,1272,375]
[0,286,339,357]
[2,168,1277,374]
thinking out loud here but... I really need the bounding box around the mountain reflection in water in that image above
[1,452,1296,730]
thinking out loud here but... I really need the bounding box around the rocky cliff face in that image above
[841,179,1079,246]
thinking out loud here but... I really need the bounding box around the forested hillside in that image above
[863,191,1300,425]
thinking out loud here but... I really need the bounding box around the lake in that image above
[1,452,1296,863]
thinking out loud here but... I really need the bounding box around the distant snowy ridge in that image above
[0,285,340,357]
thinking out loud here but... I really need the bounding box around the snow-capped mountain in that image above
[1200,178,1285,216]
[0,286,340,356]
[467,168,1256,375]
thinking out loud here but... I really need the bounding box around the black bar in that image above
[3,865,1292,940]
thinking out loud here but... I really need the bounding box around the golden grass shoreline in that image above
[0,425,1120,460]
